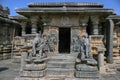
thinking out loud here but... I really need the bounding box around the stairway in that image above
[46,53,77,78]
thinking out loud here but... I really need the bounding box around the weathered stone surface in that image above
[15,77,46,80]
[32,57,48,63]
[75,71,99,78]
[46,54,76,78]
[65,78,99,80]
[23,63,47,71]
[76,64,98,71]
[12,56,21,63]
[49,54,76,62]
[47,68,74,76]
[48,61,75,68]
[20,70,46,77]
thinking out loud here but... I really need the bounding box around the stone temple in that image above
[1,2,120,80]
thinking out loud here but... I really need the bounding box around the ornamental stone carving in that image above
[80,33,91,59]
[32,31,49,58]
[61,16,70,26]
[48,29,58,52]
[71,29,81,52]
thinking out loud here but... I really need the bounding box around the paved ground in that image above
[0,59,20,80]
[0,59,120,80]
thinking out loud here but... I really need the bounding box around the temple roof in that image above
[9,15,28,20]
[15,2,114,17]
[107,15,120,19]
[28,2,103,8]
[0,16,19,24]
[0,4,10,17]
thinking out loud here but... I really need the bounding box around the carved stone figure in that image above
[48,29,58,52]
[37,34,49,58]
[48,34,57,52]
[72,35,81,52]
[32,32,41,56]
[80,33,91,60]
[32,31,48,58]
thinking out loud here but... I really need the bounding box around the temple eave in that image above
[16,8,113,13]
[107,15,120,19]
[0,17,20,24]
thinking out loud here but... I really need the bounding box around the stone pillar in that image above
[92,16,99,35]
[21,52,27,71]
[21,22,26,36]
[31,16,38,34]
[98,51,105,73]
[106,19,114,63]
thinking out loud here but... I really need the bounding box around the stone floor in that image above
[0,59,20,80]
[0,59,120,80]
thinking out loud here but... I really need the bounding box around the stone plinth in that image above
[75,58,100,79]
[98,49,106,73]
[20,70,46,77]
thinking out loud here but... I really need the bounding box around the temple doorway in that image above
[59,28,71,53]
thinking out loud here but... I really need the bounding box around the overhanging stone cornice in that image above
[0,16,20,25]
[15,7,113,13]
[9,15,28,20]
[106,15,120,20]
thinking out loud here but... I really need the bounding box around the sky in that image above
[0,0,120,16]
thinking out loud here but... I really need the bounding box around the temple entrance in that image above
[59,28,71,53]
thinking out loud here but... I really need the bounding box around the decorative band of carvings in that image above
[15,77,46,80]
[24,63,47,71]
[75,71,99,78]
[20,69,46,77]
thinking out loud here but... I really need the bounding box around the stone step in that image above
[46,68,75,77]
[48,61,75,68]
[15,77,99,80]
[65,78,99,80]
[48,54,76,62]
[50,53,78,56]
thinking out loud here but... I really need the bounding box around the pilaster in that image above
[92,16,99,35]
[79,16,88,36]
[106,19,114,63]
[42,16,51,33]
[21,21,26,36]
[31,16,38,34]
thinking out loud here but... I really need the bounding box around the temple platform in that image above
[1,59,120,80]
